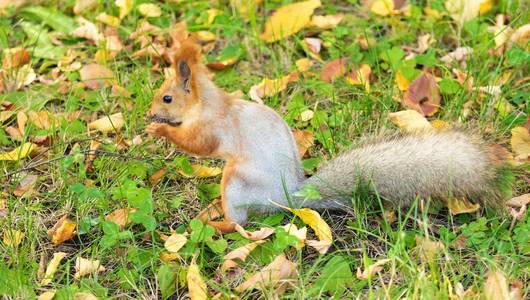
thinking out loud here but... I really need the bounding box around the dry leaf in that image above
[80,63,115,90]
[234,224,275,241]
[282,224,307,250]
[85,139,101,172]
[3,229,24,247]
[40,252,67,286]
[137,3,161,17]
[303,37,322,60]
[484,271,510,300]
[309,14,343,29]
[305,239,332,254]
[445,0,491,26]
[510,127,530,161]
[388,110,433,133]
[395,71,410,91]
[195,31,216,42]
[116,0,132,19]
[260,0,321,43]
[4,126,23,141]
[47,215,76,245]
[506,194,530,209]
[178,164,222,178]
[222,240,265,272]
[160,251,180,262]
[248,72,297,103]
[72,17,103,44]
[509,24,530,48]
[37,291,56,300]
[187,255,208,300]
[290,207,332,241]
[165,233,188,253]
[403,72,441,116]
[356,258,391,280]
[74,257,106,279]
[415,236,445,263]
[74,292,98,300]
[149,167,167,185]
[235,254,297,292]
[347,64,371,91]
[74,0,98,14]
[88,113,125,133]
[300,110,314,122]
[440,47,473,65]
[293,130,314,157]
[105,208,135,229]
[447,198,481,215]
[28,111,55,130]
[13,174,38,197]
[0,142,37,161]
[295,58,313,72]
[370,0,394,16]
[96,13,120,27]
[320,58,346,83]
[2,48,30,69]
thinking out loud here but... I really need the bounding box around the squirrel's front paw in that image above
[145,123,168,137]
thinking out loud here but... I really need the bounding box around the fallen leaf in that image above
[356,258,391,280]
[74,257,106,279]
[484,270,510,300]
[506,194,530,209]
[320,58,347,83]
[305,239,332,254]
[440,47,473,65]
[510,127,530,161]
[403,72,441,116]
[160,251,180,262]
[47,215,76,246]
[72,17,103,44]
[445,0,489,26]
[88,113,125,133]
[74,292,98,300]
[73,0,98,14]
[13,174,38,197]
[28,111,55,130]
[138,3,161,17]
[303,37,322,59]
[509,24,530,48]
[37,291,56,300]
[300,109,314,122]
[3,229,24,247]
[293,129,314,157]
[370,0,394,16]
[416,34,434,53]
[149,167,167,185]
[388,110,433,133]
[105,208,135,229]
[2,48,30,69]
[248,72,297,103]
[0,142,37,161]
[96,12,120,27]
[80,63,115,90]
[295,58,313,72]
[129,20,161,40]
[279,206,332,253]
[187,255,208,300]
[235,254,297,292]
[40,252,67,286]
[415,236,445,263]
[282,224,307,249]
[178,164,222,178]
[395,70,410,91]
[447,198,481,215]
[222,240,265,272]
[309,14,343,29]
[17,111,27,133]
[115,0,132,19]
[260,0,321,43]
[234,224,275,241]
[347,64,371,91]
[165,233,188,253]
[4,126,23,141]
[195,31,216,42]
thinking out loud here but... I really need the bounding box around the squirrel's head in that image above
[149,40,202,126]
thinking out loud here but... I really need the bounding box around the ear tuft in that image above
[174,39,201,65]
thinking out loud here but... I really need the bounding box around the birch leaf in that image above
[235,254,297,292]
[484,271,510,300]
[165,233,188,253]
[88,113,125,133]
[74,257,106,279]
[115,0,132,19]
[234,224,275,240]
[510,127,530,161]
[47,215,76,245]
[40,252,67,286]
[356,258,391,280]
[178,164,222,178]
[388,110,433,133]
[138,3,161,17]
[3,229,24,247]
[187,255,208,300]
[447,198,481,215]
[0,142,37,161]
[260,0,321,43]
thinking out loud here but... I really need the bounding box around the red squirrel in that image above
[147,40,512,233]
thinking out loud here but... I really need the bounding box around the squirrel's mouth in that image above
[148,115,182,126]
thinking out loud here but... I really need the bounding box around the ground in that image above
[0,0,529,299]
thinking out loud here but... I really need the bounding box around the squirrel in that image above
[146,40,513,233]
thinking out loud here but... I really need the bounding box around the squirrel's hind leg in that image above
[207,175,249,233]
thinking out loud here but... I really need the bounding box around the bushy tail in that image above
[298,131,513,211]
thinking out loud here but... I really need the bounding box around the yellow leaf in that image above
[96,13,120,27]
[164,233,188,253]
[37,291,57,300]
[282,224,307,249]
[88,113,125,133]
[137,3,161,17]
[292,129,314,157]
[289,207,332,246]
[73,0,99,15]
[74,292,99,300]
[370,0,394,16]
[309,14,343,29]
[445,0,484,26]
[295,58,313,72]
[105,208,135,229]
[356,258,391,280]
[260,0,321,43]
[447,198,480,215]
[395,70,410,91]
[484,271,510,300]
[47,215,77,245]
[479,0,493,14]
[235,254,297,292]
[415,235,445,263]
[248,72,297,103]
[187,255,208,300]
[388,110,433,133]
[195,31,216,42]
[205,8,222,25]
[0,142,37,161]
[222,240,265,272]
[160,251,180,262]
[74,257,106,279]
[510,127,530,161]
[346,64,371,91]
[40,252,67,286]
[430,119,451,131]
[3,229,24,247]
[178,164,222,178]
[115,0,132,19]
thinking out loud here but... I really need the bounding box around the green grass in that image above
[1,0,529,299]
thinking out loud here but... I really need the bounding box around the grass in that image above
[1,0,529,299]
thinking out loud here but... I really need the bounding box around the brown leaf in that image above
[484,270,510,300]
[17,111,27,133]
[13,174,38,197]
[4,126,22,141]
[149,167,167,185]
[415,235,445,263]
[2,48,30,69]
[320,58,347,83]
[506,194,530,209]
[292,130,314,157]
[403,72,441,116]
[105,208,135,229]
[440,47,473,65]
[222,240,265,272]
[356,258,391,280]
[47,215,77,245]
[80,64,115,90]
[235,254,297,292]
[510,127,530,162]
[347,64,371,91]
[234,224,275,241]
[72,17,103,43]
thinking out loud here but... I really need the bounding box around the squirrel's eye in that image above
[162,95,172,103]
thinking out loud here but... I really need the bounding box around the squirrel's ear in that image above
[177,60,192,93]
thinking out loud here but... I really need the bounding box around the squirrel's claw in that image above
[145,123,167,137]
